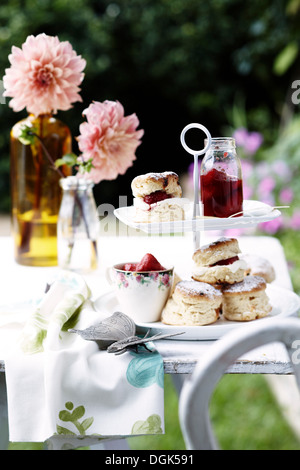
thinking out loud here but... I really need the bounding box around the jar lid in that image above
[59,176,94,190]
[205,137,236,148]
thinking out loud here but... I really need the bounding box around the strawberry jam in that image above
[143,190,172,205]
[201,168,243,218]
[210,256,239,267]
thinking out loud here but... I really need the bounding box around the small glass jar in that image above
[57,176,100,273]
[200,137,243,218]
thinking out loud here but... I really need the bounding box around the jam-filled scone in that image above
[131,171,188,222]
[192,237,247,285]
[161,280,222,326]
[241,254,276,283]
[222,275,272,322]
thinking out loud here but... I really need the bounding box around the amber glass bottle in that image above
[10,114,72,266]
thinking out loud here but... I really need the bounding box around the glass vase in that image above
[10,114,72,266]
[57,176,100,273]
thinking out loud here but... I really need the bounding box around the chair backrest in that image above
[179,317,300,450]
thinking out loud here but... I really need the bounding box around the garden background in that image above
[1,0,300,450]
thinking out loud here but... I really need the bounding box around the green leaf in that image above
[55,153,78,168]
[16,123,38,145]
[71,405,85,421]
[56,425,76,436]
[81,417,94,431]
[273,42,298,75]
[59,410,73,422]
[77,157,95,174]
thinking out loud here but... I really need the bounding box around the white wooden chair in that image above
[179,317,300,450]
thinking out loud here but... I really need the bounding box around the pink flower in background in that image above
[242,182,253,200]
[224,228,246,237]
[279,188,294,204]
[77,100,144,183]
[3,33,86,115]
[233,127,263,155]
[289,210,300,230]
[272,160,292,181]
[241,160,253,178]
[258,176,276,196]
[240,161,254,199]
[256,161,270,178]
[259,217,284,234]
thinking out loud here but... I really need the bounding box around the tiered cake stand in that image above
[114,123,282,251]
[110,123,294,342]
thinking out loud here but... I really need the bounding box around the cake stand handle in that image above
[192,153,201,250]
[180,123,212,251]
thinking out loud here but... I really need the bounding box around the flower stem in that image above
[28,130,98,267]
[28,131,65,178]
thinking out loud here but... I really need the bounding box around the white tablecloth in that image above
[0,234,296,375]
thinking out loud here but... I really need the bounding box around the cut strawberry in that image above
[135,253,166,271]
[123,263,137,271]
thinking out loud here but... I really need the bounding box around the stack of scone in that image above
[162,237,274,326]
[162,280,223,326]
[131,171,189,223]
[191,237,246,285]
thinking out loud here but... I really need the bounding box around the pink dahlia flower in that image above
[77,100,144,183]
[3,33,86,116]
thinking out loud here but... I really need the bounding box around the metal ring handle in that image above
[180,123,212,156]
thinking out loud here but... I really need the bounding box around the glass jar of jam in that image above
[200,137,243,218]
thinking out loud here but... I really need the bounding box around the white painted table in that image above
[0,233,298,449]
[0,234,296,374]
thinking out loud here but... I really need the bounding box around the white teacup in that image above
[107,263,174,323]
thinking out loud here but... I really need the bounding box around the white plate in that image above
[94,285,300,341]
[114,200,281,234]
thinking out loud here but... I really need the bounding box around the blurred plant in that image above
[233,128,263,156]
[233,127,298,235]
[1,0,300,212]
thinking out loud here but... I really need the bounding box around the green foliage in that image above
[264,115,300,170]
[273,41,299,75]
[211,375,300,450]
[55,153,78,170]
[129,373,300,451]
[263,116,300,212]
[1,0,300,210]
[278,229,300,295]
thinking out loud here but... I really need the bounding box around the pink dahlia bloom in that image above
[3,33,86,116]
[77,100,144,183]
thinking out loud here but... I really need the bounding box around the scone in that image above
[241,254,276,283]
[192,237,247,285]
[131,171,188,223]
[161,280,222,326]
[222,275,272,322]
